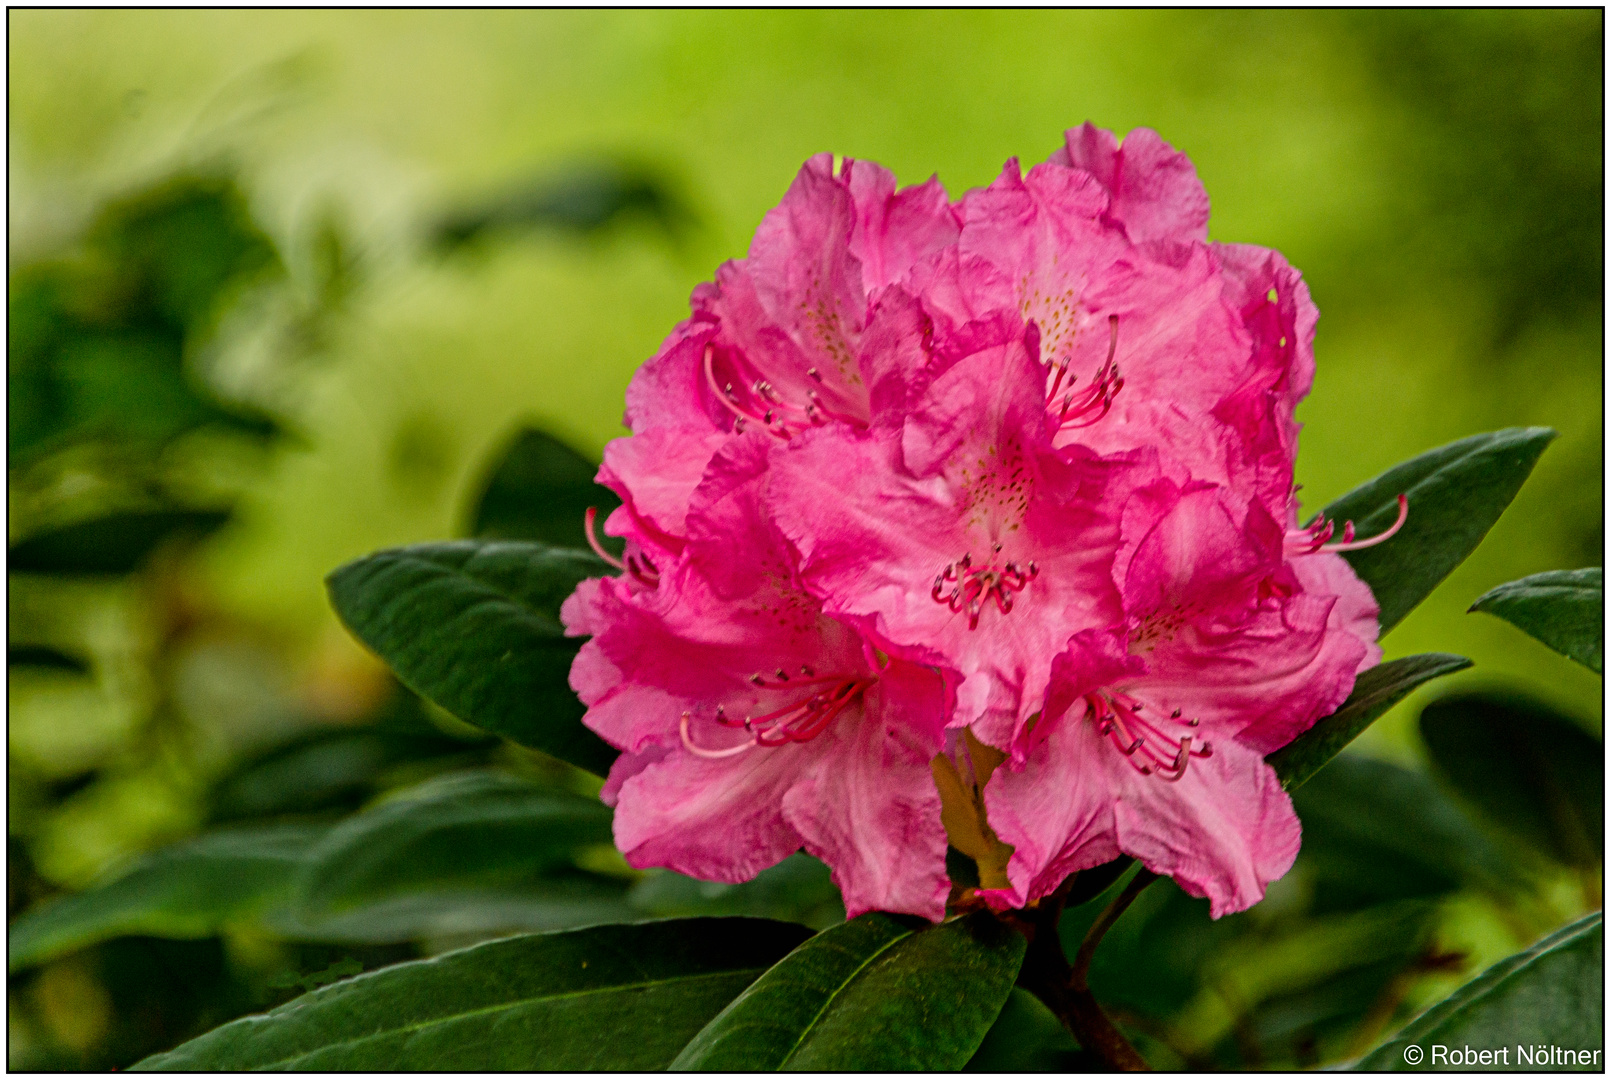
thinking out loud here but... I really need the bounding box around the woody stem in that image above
[1014,864,1158,1071]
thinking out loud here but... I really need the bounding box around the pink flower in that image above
[564,437,953,920]
[567,123,1398,922]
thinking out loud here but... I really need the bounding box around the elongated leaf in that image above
[1353,911,1603,1070]
[1470,567,1603,674]
[1291,755,1523,909]
[293,770,613,915]
[671,910,1025,1071]
[132,917,813,1071]
[1315,427,1555,633]
[1268,653,1472,791]
[326,541,618,775]
[629,853,845,930]
[1420,691,1602,868]
[465,425,622,552]
[8,825,325,972]
[272,875,639,945]
[966,988,1094,1071]
[8,508,231,574]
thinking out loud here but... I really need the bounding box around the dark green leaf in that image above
[131,917,813,1071]
[1315,427,1555,633]
[466,425,621,551]
[1470,567,1603,674]
[1420,691,1602,868]
[7,644,90,673]
[1291,755,1523,911]
[325,541,618,776]
[671,910,1025,1071]
[293,770,614,916]
[1353,911,1603,1070]
[629,853,845,930]
[1269,653,1473,791]
[9,508,231,574]
[966,988,1095,1071]
[429,160,693,253]
[8,825,325,972]
[273,875,639,945]
[209,719,486,823]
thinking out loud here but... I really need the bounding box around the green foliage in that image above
[466,426,621,551]
[966,988,1094,1071]
[325,541,619,776]
[1268,653,1472,791]
[131,918,813,1070]
[1470,568,1603,674]
[1419,692,1602,869]
[8,175,281,462]
[672,911,1025,1071]
[9,509,232,575]
[1354,912,1603,1070]
[282,770,634,942]
[8,826,325,973]
[1291,756,1523,910]
[630,853,846,930]
[1317,427,1556,633]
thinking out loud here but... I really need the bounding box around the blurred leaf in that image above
[8,174,283,461]
[429,160,693,253]
[292,770,613,916]
[131,917,813,1070]
[1269,653,1473,791]
[1470,567,1602,674]
[8,826,325,973]
[629,853,845,930]
[7,644,91,673]
[1353,911,1602,1070]
[466,425,622,551]
[209,720,487,823]
[326,541,618,776]
[1419,691,1602,868]
[966,988,1095,1071]
[1315,427,1556,632]
[1291,755,1523,911]
[671,910,1024,1070]
[8,509,231,574]
[272,874,639,945]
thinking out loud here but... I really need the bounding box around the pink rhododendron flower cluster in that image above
[563,124,1402,922]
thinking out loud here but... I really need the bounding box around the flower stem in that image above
[1013,865,1158,1071]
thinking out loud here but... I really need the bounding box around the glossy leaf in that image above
[1291,755,1523,910]
[132,917,813,1071]
[293,770,614,917]
[8,825,325,972]
[465,425,622,552]
[1353,911,1603,1070]
[1470,567,1602,674]
[1269,653,1472,791]
[1315,427,1555,633]
[965,988,1094,1071]
[1419,691,1602,868]
[671,910,1025,1071]
[326,541,618,775]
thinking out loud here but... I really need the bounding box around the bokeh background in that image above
[8,10,1602,1070]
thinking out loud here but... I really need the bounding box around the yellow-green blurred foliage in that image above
[8,10,1601,1070]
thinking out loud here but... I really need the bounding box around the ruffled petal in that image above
[1053,123,1212,246]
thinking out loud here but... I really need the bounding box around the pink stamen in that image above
[1049,315,1124,430]
[1287,494,1408,556]
[680,711,755,759]
[931,552,1039,630]
[1088,689,1211,782]
[584,507,626,571]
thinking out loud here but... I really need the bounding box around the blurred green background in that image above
[8,9,1601,1070]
